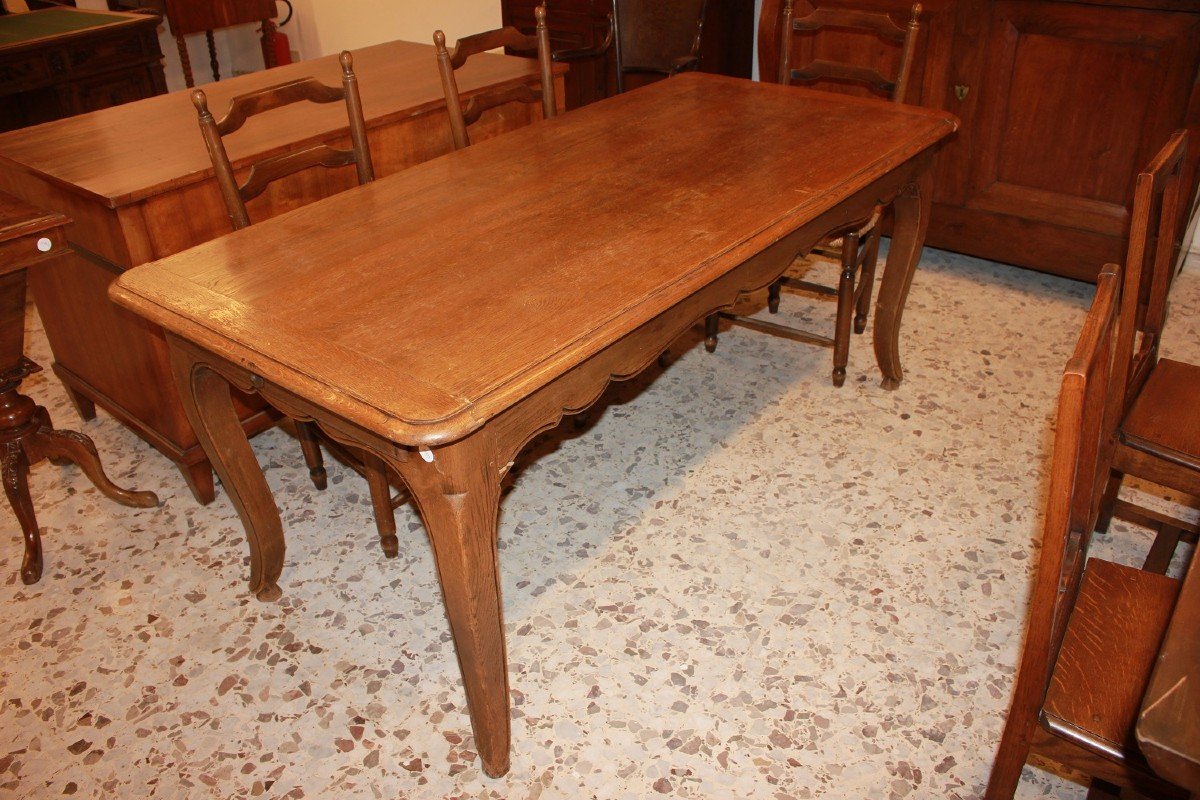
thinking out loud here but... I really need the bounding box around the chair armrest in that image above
[669,55,701,74]
[552,13,614,62]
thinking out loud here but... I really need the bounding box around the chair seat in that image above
[1042,558,1180,762]
[1122,358,1200,472]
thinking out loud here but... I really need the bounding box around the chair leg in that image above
[363,452,399,558]
[704,314,719,353]
[295,421,328,490]
[1094,469,1123,534]
[767,280,783,314]
[832,231,858,387]
[855,231,881,334]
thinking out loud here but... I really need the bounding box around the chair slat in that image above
[792,6,908,41]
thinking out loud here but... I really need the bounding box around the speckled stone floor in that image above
[1,247,1197,799]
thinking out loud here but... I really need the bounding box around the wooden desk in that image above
[0,40,564,504]
[0,7,165,133]
[111,73,956,776]
[1138,553,1200,792]
[0,192,157,585]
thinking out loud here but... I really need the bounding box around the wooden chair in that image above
[704,1,921,386]
[434,4,557,151]
[554,0,708,95]
[985,263,1188,799]
[192,51,401,557]
[1096,131,1200,563]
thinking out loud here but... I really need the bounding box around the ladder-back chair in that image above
[985,263,1188,799]
[1096,131,1200,565]
[434,4,557,151]
[192,51,401,558]
[705,1,922,386]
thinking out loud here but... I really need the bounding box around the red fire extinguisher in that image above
[266,0,294,67]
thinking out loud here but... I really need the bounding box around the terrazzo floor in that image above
[1,246,1197,800]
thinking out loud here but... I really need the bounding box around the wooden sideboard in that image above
[0,41,564,504]
[0,7,166,133]
[759,0,1200,281]
[501,0,756,109]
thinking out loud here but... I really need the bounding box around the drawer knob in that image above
[37,237,52,253]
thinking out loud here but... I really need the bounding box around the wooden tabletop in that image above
[111,73,957,448]
[1138,551,1200,792]
[0,39,563,209]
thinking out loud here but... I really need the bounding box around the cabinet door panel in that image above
[966,2,1200,237]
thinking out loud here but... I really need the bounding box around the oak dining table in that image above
[0,39,563,505]
[111,73,958,777]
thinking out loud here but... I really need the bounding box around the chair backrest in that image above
[1020,263,1124,705]
[777,1,922,104]
[1110,130,1188,419]
[434,4,557,151]
[613,0,708,78]
[192,51,375,231]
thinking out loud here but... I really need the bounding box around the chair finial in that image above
[339,50,354,76]
[433,29,446,51]
[535,3,547,26]
[191,89,210,117]
[910,3,922,24]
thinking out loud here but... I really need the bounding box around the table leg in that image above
[169,344,284,601]
[389,434,511,778]
[872,170,933,390]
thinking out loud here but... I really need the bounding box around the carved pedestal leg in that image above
[169,342,284,601]
[390,433,511,778]
[0,380,158,584]
[25,410,158,510]
[2,441,40,585]
[872,170,932,390]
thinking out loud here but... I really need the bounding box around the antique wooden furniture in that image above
[706,2,921,386]
[0,41,565,506]
[758,0,1200,282]
[612,0,707,91]
[111,73,956,776]
[435,4,556,150]
[1138,550,1200,793]
[0,192,157,585]
[0,6,165,133]
[107,0,278,88]
[502,0,752,108]
[192,51,399,556]
[1096,132,1200,554]
[984,263,1187,799]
